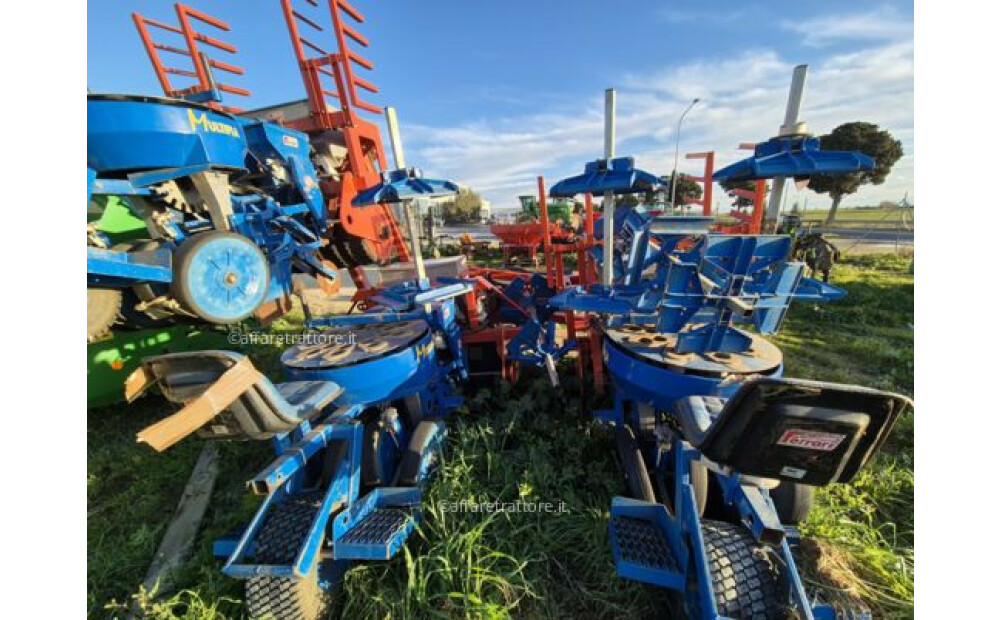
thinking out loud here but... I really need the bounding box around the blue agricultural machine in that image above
[122,94,472,617]
[541,145,912,619]
[87,93,337,333]
[91,2,912,617]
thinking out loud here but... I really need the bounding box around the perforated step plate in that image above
[612,515,677,571]
[608,497,685,590]
[333,487,421,561]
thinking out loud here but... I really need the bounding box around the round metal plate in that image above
[281,320,429,370]
[604,323,782,376]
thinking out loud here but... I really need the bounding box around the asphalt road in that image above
[819,227,913,244]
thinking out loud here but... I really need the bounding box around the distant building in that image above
[479,199,491,221]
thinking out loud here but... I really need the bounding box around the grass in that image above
[87,253,913,619]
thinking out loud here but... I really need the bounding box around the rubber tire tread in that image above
[245,494,334,620]
[701,520,790,620]
[87,287,122,341]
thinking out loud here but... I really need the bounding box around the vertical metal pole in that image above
[538,176,554,288]
[383,106,425,285]
[404,201,427,283]
[764,65,808,233]
[751,180,767,234]
[199,52,217,95]
[602,88,616,287]
[584,193,595,286]
[384,106,406,170]
[703,152,714,217]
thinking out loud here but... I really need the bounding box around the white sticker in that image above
[780,466,807,479]
[777,429,846,452]
[283,134,300,149]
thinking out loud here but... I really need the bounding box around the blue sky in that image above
[88,1,914,210]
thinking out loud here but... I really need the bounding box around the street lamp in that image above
[669,98,700,209]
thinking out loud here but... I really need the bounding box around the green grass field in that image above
[87,253,913,620]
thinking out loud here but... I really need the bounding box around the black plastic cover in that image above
[698,377,911,486]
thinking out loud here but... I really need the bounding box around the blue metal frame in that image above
[351,167,460,206]
[713,135,875,183]
[87,246,173,286]
[211,277,469,593]
[549,157,661,197]
[87,93,339,326]
[547,142,879,618]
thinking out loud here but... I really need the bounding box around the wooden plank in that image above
[132,443,220,614]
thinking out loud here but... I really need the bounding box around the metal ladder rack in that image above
[133,3,250,112]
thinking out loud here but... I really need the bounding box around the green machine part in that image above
[517,195,574,225]
[89,194,149,244]
[87,326,231,408]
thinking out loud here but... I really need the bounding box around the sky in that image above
[88,0,914,211]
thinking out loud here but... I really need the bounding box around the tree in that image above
[440,188,483,225]
[720,179,757,209]
[808,122,903,224]
[615,194,641,208]
[661,173,703,209]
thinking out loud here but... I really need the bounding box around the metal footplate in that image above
[332,487,421,560]
[608,497,685,590]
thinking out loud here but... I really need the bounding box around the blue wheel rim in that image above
[184,235,268,321]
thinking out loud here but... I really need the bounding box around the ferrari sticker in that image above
[777,429,846,452]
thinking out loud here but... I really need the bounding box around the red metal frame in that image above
[279,0,410,281]
[684,151,714,216]
[132,4,250,113]
[535,176,603,392]
[682,147,767,234]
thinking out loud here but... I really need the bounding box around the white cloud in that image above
[400,11,913,210]
[780,5,913,47]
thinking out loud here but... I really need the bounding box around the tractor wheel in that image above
[395,420,443,487]
[770,482,815,525]
[171,232,269,324]
[615,425,655,502]
[87,287,122,342]
[660,460,709,516]
[245,495,342,620]
[700,520,791,619]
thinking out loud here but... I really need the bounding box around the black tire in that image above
[400,394,425,429]
[770,482,815,525]
[395,420,443,487]
[171,231,269,324]
[660,460,709,516]
[700,520,791,619]
[87,287,122,342]
[245,494,338,620]
[615,425,655,502]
